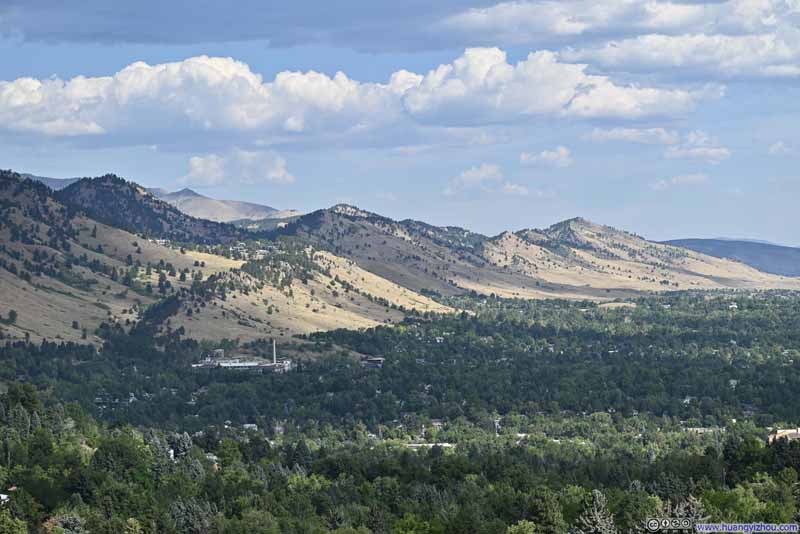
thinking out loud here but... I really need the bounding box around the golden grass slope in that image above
[482,218,800,293]
[1,214,451,345]
[290,207,639,301]
[0,198,153,345]
[286,208,800,301]
[168,250,451,343]
[0,175,453,345]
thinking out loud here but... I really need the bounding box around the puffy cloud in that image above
[651,172,709,190]
[4,0,776,52]
[181,148,295,187]
[442,1,800,79]
[586,127,679,145]
[445,0,799,44]
[588,127,730,162]
[664,131,731,163]
[441,2,592,42]
[0,49,714,146]
[441,0,716,44]
[0,55,405,141]
[520,146,573,167]
[444,163,503,195]
[403,48,715,124]
[554,0,800,79]
[562,32,800,79]
[567,82,723,119]
[768,140,791,155]
[3,0,799,67]
[501,182,530,196]
[0,76,108,136]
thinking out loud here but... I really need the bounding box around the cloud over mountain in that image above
[0,49,718,148]
[181,148,295,187]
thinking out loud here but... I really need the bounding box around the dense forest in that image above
[3,379,800,533]
[4,291,800,429]
[2,291,800,531]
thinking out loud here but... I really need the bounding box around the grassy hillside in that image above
[166,248,450,343]
[483,218,800,293]
[0,172,451,345]
[273,206,800,300]
[150,187,300,222]
[55,175,247,244]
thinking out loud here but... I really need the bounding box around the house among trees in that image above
[360,357,385,369]
[769,428,800,444]
[192,340,292,373]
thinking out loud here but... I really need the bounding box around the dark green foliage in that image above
[1,292,800,531]
[55,174,246,244]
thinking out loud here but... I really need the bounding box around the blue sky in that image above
[1,0,799,244]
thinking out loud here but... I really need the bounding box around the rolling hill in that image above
[273,207,800,300]
[3,169,800,346]
[0,171,449,345]
[149,187,301,223]
[664,238,800,277]
[27,174,301,224]
[55,175,249,244]
[23,174,81,190]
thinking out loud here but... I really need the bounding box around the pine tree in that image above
[10,405,30,438]
[526,487,568,534]
[0,508,27,534]
[662,496,708,522]
[30,411,41,432]
[575,490,617,534]
[508,520,537,534]
[171,432,193,459]
[124,518,144,534]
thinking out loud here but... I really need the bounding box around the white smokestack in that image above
[273,338,277,365]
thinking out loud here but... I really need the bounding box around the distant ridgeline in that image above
[2,168,800,530]
[1,168,800,347]
[53,174,248,244]
[664,238,800,277]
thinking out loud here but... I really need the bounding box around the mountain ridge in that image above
[149,186,301,223]
[270,203,800,302]
[55,175,247,244]
[3,167,800,346]
[25,174,300,223]
[0,170,449,345]
[664,238,800,277]
[21,173,81,190]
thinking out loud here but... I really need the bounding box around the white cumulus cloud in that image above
[441,0,720,44]
[441,1,800,80]
[0,49,722,152]
[404,48,714,124]
[664,131,731,163]
[769,141,791,155]
[444,163,504,195]
[502,182,530,196]
[651,172,709,190]
[181,148,295,187]
[520,146,572,167]
[0,55,406,141]
[563,32,800,79]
